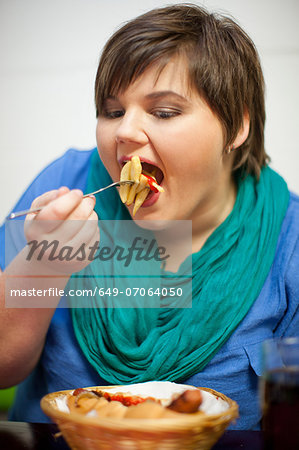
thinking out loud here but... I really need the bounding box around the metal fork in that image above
[8,180,134,219]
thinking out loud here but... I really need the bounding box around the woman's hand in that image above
[0,187,100,387]
[24,187,99,275]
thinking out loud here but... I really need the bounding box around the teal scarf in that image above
[70,149,289,384]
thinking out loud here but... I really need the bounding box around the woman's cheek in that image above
[97,123,114,156]
[95,135,117,181]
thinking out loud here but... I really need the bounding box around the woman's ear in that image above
[233,109,250,149]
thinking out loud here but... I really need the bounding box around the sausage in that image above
[166,389,202,413]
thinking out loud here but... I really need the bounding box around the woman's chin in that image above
[133,217,171,231]
[128,204,170,230]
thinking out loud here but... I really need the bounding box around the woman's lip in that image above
[118,155,160,168]
[140,190,161,208]
[126,188,161,214]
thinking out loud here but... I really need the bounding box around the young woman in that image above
[0,4,298,430]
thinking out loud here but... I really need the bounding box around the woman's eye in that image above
[103,110,124,119]
[152,109,180,119]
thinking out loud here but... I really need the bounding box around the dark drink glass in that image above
[260,338,299,450]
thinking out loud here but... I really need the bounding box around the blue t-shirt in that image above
[1,148,298,430]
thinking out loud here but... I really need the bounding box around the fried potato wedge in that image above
[126,183,138,206]
[136,174,150,194]
[95,401,127,418]
[124,400,181,419]
[119,161,132,203]
[133,188,150,216]
[130,156,142,183]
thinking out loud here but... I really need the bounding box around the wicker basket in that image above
[41,386,238,450]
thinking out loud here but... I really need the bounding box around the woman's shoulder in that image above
[270,190,299,280]
[283,190,299,271]
[278,190,299,252]
[24,147,96,192]
[287,191,299,217]
[271,190,299,336]
[280,192,299,246]
[8,147,96,215]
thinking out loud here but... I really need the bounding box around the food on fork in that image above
[130,155,142,183]
[119,156,164,215]
[119,161,132,203]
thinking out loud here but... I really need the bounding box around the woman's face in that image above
[96,56,235,228]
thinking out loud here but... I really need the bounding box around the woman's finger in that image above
[49,200,97,246]
[25,187,70,220]
[27,212,100,274]
[25,189,84,239]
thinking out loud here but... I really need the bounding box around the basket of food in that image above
[41,381,238,450]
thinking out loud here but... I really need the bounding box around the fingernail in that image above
[72,189,83,197]
[58,186,69,195]
[85,194,96,205]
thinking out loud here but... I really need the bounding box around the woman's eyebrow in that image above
[104,95,118,103]
[145,91,191,104]
[103,91,191,106]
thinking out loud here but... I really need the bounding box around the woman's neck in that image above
[191,175,237,253]
[153,174,237,272]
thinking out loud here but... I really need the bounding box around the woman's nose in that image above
[115,111,148,145]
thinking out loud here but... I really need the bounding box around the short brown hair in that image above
[95,3,269,178]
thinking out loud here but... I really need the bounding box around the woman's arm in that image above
[0,187,99,387]
[0,264,68,387]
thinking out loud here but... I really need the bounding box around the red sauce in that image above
[73,388,88,396]
[72,388,156,407]
[103,392,155,406]
[142,174,159,193]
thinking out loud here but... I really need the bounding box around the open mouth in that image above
[139,161,164,186]
[120,159,164,185]
[119,156,164,215]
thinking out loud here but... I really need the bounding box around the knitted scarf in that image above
[69,149,289,384]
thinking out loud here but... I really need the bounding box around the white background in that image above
[1,0,298,223]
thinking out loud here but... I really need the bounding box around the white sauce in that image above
[105,381,194,401]
[55,396,70,413]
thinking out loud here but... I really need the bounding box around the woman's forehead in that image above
[115,55,194,99]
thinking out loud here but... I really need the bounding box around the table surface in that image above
[0,421,266,450]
